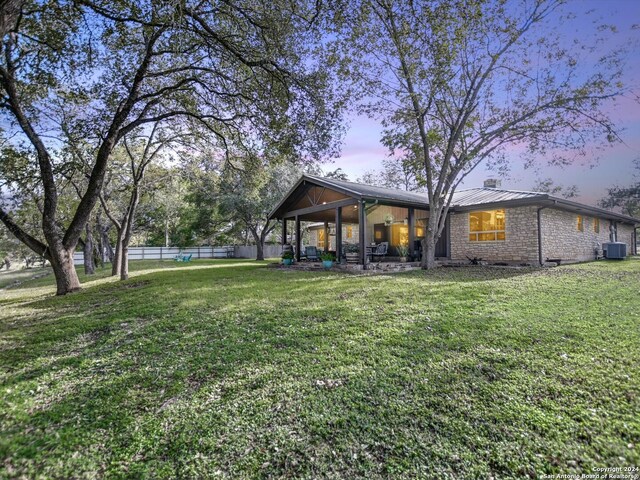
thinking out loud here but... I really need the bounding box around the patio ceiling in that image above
[270,178,358,220]
[293,206,360,223]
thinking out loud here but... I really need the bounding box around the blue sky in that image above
[327,0,640,206]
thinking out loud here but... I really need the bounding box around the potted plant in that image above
[397,245,409,263]
[320,252,335,269]
[281,251,294,266]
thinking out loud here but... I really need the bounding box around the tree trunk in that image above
[93,242,103,269]
[103,231,114,263]
[96,212,113,263]
[250,228,265,261]
[83,224,95,275]
[165,219,169,247]
[120,247,129,280]
[421,214,439,269]
[119,188,139,281]
[50,248,81,295]
[256,241,264,261]
[421,236,437,269]
[112,232,124,276]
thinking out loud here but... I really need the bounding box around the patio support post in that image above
[323,221,329,252]
[335,207,342,262]
[408,207,415,261]
[295,215,301,262]
[359,200,367,265]
[282,218,287,246]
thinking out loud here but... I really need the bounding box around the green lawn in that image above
[0,266,51,289]
[1,259,639,479]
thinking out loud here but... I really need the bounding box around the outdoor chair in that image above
[305,246,320,262]
[174,253,192,262]
[369,242,388,261]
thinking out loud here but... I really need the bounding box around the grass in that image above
[0,266,51,289]
[1,258,639,479]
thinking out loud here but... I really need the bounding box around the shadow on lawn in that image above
[0,262,344,385]
[1,267,380,476]
[412,265,542,283]
[3,260,637,477]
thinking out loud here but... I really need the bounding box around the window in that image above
[593,218,600,233]
[391,224,409,247]
[317,229,325,247]
[577,215,584,232]
[346,226,353,239]
[415,218,426,238]
[469,209,505,242]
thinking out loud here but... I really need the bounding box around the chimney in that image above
[484,178,501,189]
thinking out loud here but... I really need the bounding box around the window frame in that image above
[577,215,584,232]
[593,218,600,233]
[468,209,506,242]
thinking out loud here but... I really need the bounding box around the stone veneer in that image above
[539,208,633,262]
[618,223,636,255]
[450,205,636,264]
[450,205,539,263]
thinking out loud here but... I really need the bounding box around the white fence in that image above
[73,245,283,265]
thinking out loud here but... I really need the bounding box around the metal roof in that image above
[305,176,547,206]
[270,175,639,224]
[450,187,544,206]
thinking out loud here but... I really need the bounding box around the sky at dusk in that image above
[325,0,640,207]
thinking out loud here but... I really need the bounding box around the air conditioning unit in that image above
[603,242,626,259]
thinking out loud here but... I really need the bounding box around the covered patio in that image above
[268,175,449,267]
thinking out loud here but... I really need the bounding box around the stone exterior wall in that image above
[540,208,616,262]
[449,205,636,264]
[449,205,539,263]
[616,223,636,256]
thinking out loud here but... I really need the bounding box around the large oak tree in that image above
[0,0,342,294]
[332,0,634,267]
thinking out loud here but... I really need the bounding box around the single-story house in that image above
[269,175,639,266]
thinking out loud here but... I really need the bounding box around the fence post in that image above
[160,246,163,260]
[142,247,145,260]
[198,246,201,259]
